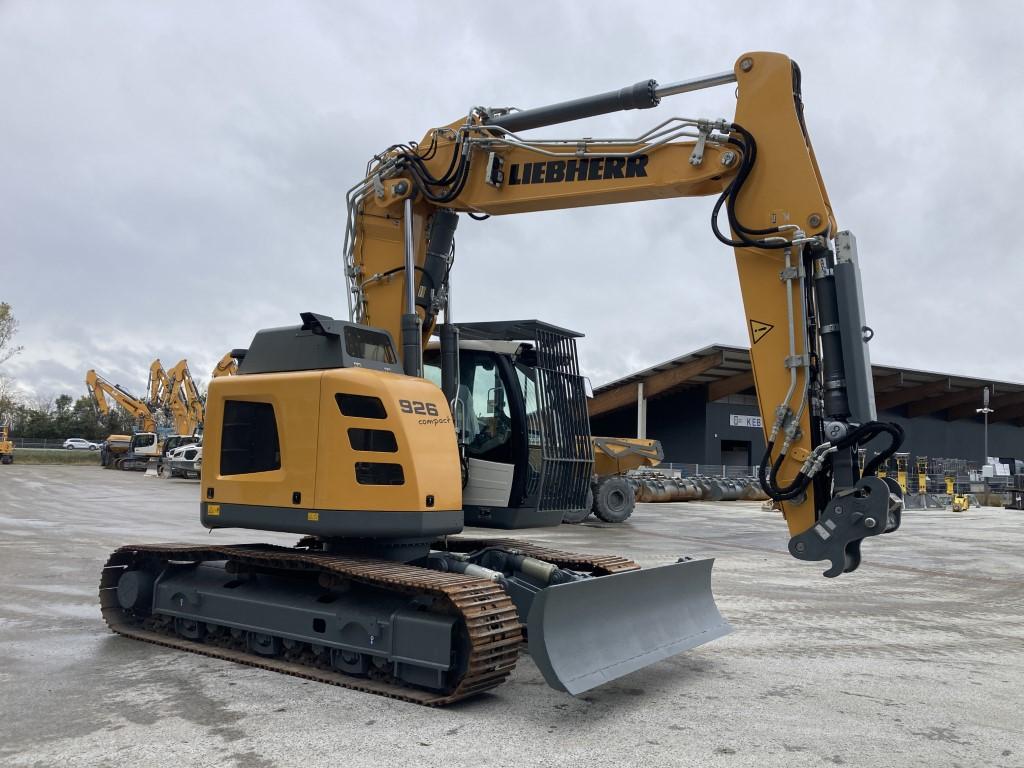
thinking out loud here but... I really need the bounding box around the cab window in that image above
[460,352,513,463]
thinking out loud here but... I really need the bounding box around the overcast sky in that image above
[3,1,1022,401]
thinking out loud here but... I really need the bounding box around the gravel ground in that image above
[0,465,1021,768]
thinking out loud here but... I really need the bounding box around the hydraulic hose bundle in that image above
[759,420,905,503]
[373,128,474,204]
[710,124,795,251]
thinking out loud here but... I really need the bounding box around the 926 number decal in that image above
[399,399,439,416]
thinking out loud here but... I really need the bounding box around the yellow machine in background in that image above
[166,359,204,437]
[147,359,172,411]
[591,437,664,478]
[0,423,13,465]
[894,453,909,494]
[211,352,238,378]
[86,370,160,468]
[87,369,157,433]
[581,436,664,523]
[102,52,905,705]
[86,368,194,470]
[945,472,971,512]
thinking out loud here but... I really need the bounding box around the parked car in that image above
[166,443,202,479]
[63,438,100,450]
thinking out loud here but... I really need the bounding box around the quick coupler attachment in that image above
[789,476,903,577]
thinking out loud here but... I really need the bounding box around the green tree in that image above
[0,375,17,426]
[0,302,24,427]
[69,396,102,440]
[0,302,23,366]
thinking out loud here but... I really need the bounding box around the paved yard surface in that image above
[1,465,1021,767]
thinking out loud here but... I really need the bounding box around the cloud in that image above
[2,0,1022,400]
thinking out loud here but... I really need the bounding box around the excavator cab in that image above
[425,320,593,528]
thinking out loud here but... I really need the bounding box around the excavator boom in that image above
[344,51,904,576]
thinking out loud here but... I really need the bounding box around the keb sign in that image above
[729,414,762,429]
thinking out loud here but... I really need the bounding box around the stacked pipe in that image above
[628,471,769,503]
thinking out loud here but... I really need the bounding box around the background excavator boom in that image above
[85,369,157,433]
[166,360,203,437]
[147,359,171,410]
[211,352,238,378]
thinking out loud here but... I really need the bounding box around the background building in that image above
[588,344,1024,468]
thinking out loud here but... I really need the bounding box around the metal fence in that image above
[658,463,759,478]
[10,438,94,449]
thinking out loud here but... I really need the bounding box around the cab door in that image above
[454,351,530,509]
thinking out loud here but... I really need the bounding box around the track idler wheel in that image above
[116,570,155,612]
[593,476,635,523]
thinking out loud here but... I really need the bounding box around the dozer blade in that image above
[526,557,731,695]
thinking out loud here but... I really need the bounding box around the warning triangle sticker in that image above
[750,319,774,344]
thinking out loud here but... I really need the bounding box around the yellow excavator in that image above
[87,369,157,433]
[147,358,203,438]
[86,369,159,469]
[143,359,205,477]
[147,359,172,412]
[211,352,239,378]
[0,423,13,465]
[88,366,196,470]
[166,359,204,437]
[101,52,905,704]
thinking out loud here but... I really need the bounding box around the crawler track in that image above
[99,543,522,706]
[100,539,642,704]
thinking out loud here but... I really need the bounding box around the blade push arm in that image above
[345,52,904,576]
